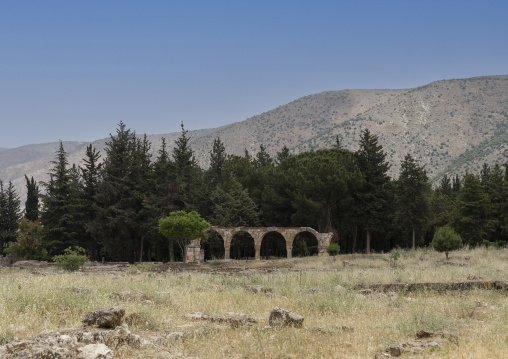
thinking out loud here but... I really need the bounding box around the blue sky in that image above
[1,0,507,148]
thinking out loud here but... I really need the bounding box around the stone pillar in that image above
[224,244,231,261]
[254,244,261,261]
[317,233,333,256]
[286,244,293,259]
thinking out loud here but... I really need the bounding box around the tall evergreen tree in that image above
[92,123,150,261]
[0,181,22,251]
[275,145,291,164]
[396,154,431,249]
[354,129,391,253]
[253,144,272,169]
[208,137,227,188]
[24,175,39,221]
[453,173,491,245]
[79,144,102,257]
[214,178,260,227]
[40,142,82,255]
[143,138,180,261]
[173,122,196,183]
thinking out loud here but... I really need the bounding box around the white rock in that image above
[77,343,114,359]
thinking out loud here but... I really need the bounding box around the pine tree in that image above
[253,144,272,169]
[354,129,391,253]
[40,142,82,255]
[275,145,291,164]
[143,138,180,261]
[79,144,102,258]
[24,175,39,221]
[0,181,22,251]
[208,137,227,188]
[396,154,431,249]
[173,122,196,183]
[214,179,260,227]
[92,122,149,261]
[453,173,491,245]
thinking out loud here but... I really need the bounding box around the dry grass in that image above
[1,247,508,358]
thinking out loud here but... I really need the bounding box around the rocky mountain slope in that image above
[1,75,507,205]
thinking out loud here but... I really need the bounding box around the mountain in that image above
[1,75,507,205]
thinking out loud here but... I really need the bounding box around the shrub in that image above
[431,226,462,260]
[326,243,340,258]
[52,247,87,271]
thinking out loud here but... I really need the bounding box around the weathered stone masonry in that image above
[207,226,333,261]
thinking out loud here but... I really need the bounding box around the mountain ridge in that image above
[1,74,507,204]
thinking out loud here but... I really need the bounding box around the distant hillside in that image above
[1,75,507,205]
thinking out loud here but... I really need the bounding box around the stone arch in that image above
[260,231,287,259]
[201,230,225,260]
[292,231,319,257]
[207,226,332,261]
[230,230,256,260]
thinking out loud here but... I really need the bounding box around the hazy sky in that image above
[1,0,507,148]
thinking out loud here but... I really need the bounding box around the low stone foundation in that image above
[355,280,508,292]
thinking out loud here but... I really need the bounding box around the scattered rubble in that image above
[268,307,304,328]
[83,307,126,329]
[375,330,458,358]
[245,285,273,294]
[185,312,258,327]
[110,290,151,302]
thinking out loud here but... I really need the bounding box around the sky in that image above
[1,0,507,149]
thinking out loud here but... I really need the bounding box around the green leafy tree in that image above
[159,210,210,255]
[396,154,431,249]
[24,175,40,221]
[432,226,462,260]
[354,129,391,253]
[5,218,47,259]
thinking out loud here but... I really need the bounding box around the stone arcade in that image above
[207,226,333,261]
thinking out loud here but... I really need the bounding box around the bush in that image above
[431,226,462,260]
[5,219,47,260]
[52,247,87,271]
[326,243,340,257]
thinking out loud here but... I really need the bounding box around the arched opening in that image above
[202,231,225,260]
[230,231,255,260]
[260,231,287,259]
[292,231,319,257]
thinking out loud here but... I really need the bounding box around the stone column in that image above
[254,244,261,260]
[224,244,231,261]
[286,243,293,259]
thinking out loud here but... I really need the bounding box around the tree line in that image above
[1,122,507,262]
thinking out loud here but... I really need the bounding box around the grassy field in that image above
[1,247,507,358]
